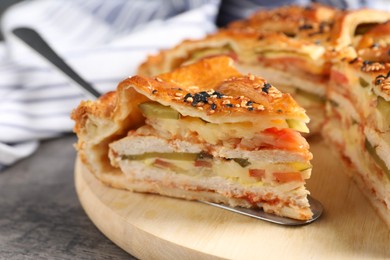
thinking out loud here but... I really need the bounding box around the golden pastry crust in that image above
[137,29,261,76]
[132,56,308,123]
[138,27,329,78]
[356,21,390,50]
[228,4,337,45]
[330,9,390,50]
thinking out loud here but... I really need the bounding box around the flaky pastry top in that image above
[127,56,308,123]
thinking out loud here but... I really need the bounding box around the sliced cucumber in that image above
[286,119,310,133]
[122,152,198,161]
[191,45,232,60]
[365,139,390,179]
[376,96,390,128]
[359,77,369,88]
[295,89,325,103]
[139,101,180,119]
[233,158,251,168]
[287,162,312,171]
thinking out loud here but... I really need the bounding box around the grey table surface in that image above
[0,134,136,259]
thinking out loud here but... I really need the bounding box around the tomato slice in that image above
[273,172,303,183]
[262,127,307,151]
[249,169,265,179]
[331,70,349,86]
[194,160,212,168]
[153,159,174,168]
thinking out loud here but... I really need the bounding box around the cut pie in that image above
[72,56,313,220]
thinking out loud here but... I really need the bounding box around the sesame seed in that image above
[246,101,253,106]
[175,93,183,97]
[262,83,272,94]
[186,97,194,102]
[222,100,231,105]
[240,100,247,107]
[235,104,240,108]
[197,107,204,110]
[211,103,217,110]
[225,104,233,108]
[209,110,215,114]
[247,107,254,111]
[256,105,265,111]
[249,74,255,81]
[152,89,158,94]
[173,97,181,100]
[155,77,163,82]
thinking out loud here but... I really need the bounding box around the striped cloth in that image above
[1,0,389,170]
[0,0,219,169]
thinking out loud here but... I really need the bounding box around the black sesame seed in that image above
[349,57,358,64]
[282,32,296,38]
[387,71,390,78]
[363,60,372,65]
[225,104,233,108]
[370,43,380,48]
[246,101,253,106]
[191,92,210,106]
[247,107,254,111]
[375,75,385,85]
[212,91,224,98]
[152,89,158,94]
[184,93,193,102]
[299,24,313,30]
[262,83,272,94]
[211,103,217,110]
[277,109,283,113]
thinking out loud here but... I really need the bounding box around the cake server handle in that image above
[12,27,100,100]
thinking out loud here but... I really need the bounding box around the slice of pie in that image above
[72,56,313,220]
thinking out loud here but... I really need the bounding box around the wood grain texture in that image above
[75,136,390,259]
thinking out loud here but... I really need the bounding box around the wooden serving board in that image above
[75,137,390,259]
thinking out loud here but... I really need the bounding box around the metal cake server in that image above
[13,27,324,226]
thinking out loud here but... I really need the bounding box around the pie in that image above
[71,56,314,220]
